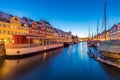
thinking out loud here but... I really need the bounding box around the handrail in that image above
[6,43,62,49]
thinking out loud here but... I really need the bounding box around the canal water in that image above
[0,42,120,80]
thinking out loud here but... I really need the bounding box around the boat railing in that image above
[6,44,42,48]
[99,44,120,53]
[6,43,63,49]
[7,44,39,48]
[100,44,120,48]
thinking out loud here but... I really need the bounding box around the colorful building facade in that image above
[92,22,120,41]
[109,23,120,40]
[0,12,29,44]
[0,11,73,45]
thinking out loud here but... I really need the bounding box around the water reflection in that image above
[100,63,120,79]
[0,42,120,80]
[43,52,47,61]
[0,48,63,80]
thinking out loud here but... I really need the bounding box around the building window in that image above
[14,27,16,29]
[3,24,6,27]
[15,32,17,34]
[18,32,20,34]
[8,37,10,41]
[0,30,2,34]
[0,23,2,27]
[11,21,14,23]
[13,32,15,35]
[8,31,10,35]
[8,25,11,28]
[15,18,18,21]
[3,30,6,34]
[18,27,20,30]
[11,38,13,42]
[11,26,14,28]
[11,31,13,35]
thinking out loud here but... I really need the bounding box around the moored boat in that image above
[87,40,100,47]
[63,31,73,47]
[97,40,120,59]
[4,33,64,58]
[63,42,73,47]
[72,35,80,44]
[74,40,80,44]
[5,43,63,57]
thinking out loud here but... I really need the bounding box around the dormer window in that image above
[24,24,28,27]
[10,16,22,25]
[0,23,2,27]
[15,18,18,21]
[31,22,38,28]
[3,24,6,27]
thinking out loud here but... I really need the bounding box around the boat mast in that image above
[92,32,93,40]
[97,19,99,40]
[88,28,90,40]
[104,2,107,40]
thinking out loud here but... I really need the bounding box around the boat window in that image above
[113,53,116,54]
[8,37,10,41]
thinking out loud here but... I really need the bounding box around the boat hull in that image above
[100,51,120,59]
[87,40,100,47]
[5,44,63,58]
[74,41,80,44]
[98,40,120,59]
[64,42,73,47]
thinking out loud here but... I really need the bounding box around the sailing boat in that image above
[87,19,101,47]
[97,2,120,59]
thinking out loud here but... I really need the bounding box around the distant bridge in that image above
[79,37,88,42]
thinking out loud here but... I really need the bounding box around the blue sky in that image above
[1,0,120,37]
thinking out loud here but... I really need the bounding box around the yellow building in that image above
[0,16,29,44]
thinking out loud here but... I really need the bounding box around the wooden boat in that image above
[87,40,100,47]
[98,40,120,59]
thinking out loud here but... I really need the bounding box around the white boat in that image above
[0,34,64,58]
[5,43,63,57]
